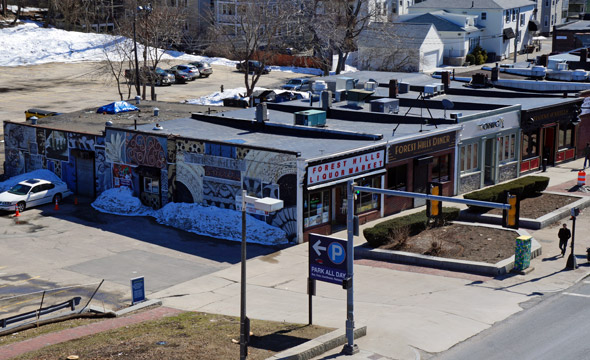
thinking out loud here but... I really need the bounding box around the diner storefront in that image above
[456,106,521,194]
[303,147,386,240]
[520,101,582,173]
[384,129,458,216]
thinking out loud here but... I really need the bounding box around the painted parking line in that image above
[564,292,590,298]
[0,275,41,289]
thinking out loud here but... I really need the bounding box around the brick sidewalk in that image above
[0,307,182,360]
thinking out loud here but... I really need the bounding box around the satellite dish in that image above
[442,99,455,118]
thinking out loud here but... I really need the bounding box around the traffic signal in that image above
[502,192,519,229]
[427,183,442,218]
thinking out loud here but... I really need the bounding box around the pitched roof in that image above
[402,13,464,32]
[359,22,437,48]
[411,0,535,10]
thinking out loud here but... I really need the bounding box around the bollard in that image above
[135,95,141,105]
[578,170,586,186]
[154,107,159,116]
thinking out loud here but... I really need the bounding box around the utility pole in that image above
[513,8,520,63]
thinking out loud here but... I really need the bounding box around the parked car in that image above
[169,64,199,81]
[165,69,189,84]
[0,179,72,213]
[189,61,213,78]
[236,60,270,75]
[281,78,311,91]
[124,67,173,86]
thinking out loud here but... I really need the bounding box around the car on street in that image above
[0,179,72,213]
[281,78,311,91]
[169,64,199,81]
[189,61,213,78]
[236,60,270,75]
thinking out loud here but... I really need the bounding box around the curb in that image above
[458,192,590,230]
[356,223,541,276]
[265,326,367,360]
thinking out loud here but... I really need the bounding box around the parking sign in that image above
[309,234,348,285]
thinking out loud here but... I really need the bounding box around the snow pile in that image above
[0,169,62,192]
[91,187,155,216]
[183,87,254,106]
[0,21,357,75]
[91,187,287,245]
[154,203,287,245]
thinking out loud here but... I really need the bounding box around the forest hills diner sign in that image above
[388,132,455,162]
[307,150,385,185]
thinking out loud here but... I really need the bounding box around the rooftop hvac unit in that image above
[398,82,409,94]
[312,80,327,93]
[346,89,373,107]
[293,110,327,127]
[557,62,568,71]
[336,77,356,91]
[370,98,399,113]
[424,85,436,96]
[335,89,346,102]
[433,83,444,94]
[364,81,377,91]
[450,112,463,120]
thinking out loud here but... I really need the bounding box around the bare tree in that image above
[210,0,301,97]
[1,0,7,17]
[102,36,135,100]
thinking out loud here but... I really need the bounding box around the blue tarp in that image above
[96,101,138,114]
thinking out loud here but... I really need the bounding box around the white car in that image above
[0,179,72,213]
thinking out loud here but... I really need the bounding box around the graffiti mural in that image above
[26,154,44,172]
[203,178,241,209]
[95,148,111,193]
[36,128,46,155]
[62,158,76,191]
[5,149,25,177]
[113,164,133,188]
[68,133,95,151]
[125,133,166,168]
[175,162,204,203]
[45,130,69,161]
[4,123,36,150]
[105,130,126,163]
[161,169,169,206]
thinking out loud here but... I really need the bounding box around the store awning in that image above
[528,20,540,32]
[503,27,516,40]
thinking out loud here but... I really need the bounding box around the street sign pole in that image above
[343,180,359,355]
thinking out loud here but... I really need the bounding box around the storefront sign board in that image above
[307,150,384,185]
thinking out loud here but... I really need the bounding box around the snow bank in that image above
[0,169,62,192]
[91,187,155,217]
[91,187,287,245]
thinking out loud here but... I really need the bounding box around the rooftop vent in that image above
[255,103,268,122]
[370,98,399,114]
[293,110,327,127]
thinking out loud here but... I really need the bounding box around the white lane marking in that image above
[564,292,590,298]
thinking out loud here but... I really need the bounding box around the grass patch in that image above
[10,312,335,360]
[0,317,105,347]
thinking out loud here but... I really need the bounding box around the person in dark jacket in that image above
[584,143,590,169]
[558,223,571,256]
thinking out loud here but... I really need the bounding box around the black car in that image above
[165,69,189,84]
[124,67,173,86]
[236,60,270,75]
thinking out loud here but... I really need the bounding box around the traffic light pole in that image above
[567,214,578,269]
[343,180,359,355]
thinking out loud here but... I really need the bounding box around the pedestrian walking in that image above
[558,223,571,256]
[584,143,590,169]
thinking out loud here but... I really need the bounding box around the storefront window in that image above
[143,177,159,194]
[387,164,407,190]
[432,154,450,182]
[559,124,575,148]
[460,143,478,173]
[499,134,516,162]
[522,131,539,159]
[304,190,330,228]
[355,177,381,213]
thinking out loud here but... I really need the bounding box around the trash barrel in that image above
[514,235,532,271]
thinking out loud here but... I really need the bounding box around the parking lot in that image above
[0,197,283,313]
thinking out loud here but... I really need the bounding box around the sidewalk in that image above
[2,158,588,360]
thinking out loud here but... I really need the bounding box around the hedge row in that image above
[463,176,549,212]
[363,207,460,248]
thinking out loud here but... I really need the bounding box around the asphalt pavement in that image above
[149,157,590,359]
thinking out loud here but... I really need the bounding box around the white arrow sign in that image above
[312,240,326,256]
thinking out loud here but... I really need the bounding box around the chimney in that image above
[389,79,398,98]
[255,103,268,123]
[320,90,332,111]
[441,72,450,91]
[491,65,499,82]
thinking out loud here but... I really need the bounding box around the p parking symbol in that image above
[328,242,346,264]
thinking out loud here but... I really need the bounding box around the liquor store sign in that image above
[388,132,455,162]
[307,150,385,185]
